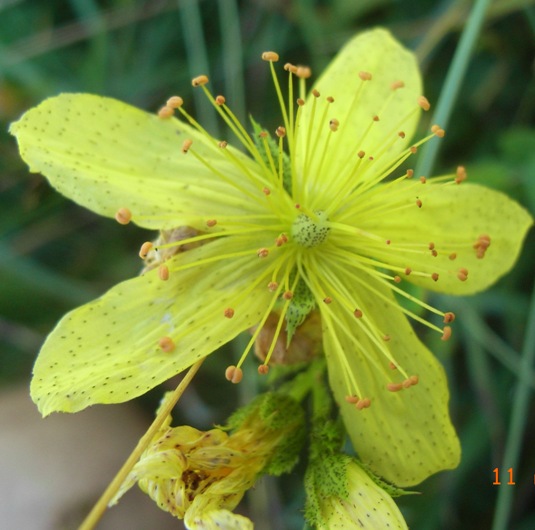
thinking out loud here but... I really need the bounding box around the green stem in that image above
[491,283,535,530]
[415,0,492,177]
[77,359,204,530]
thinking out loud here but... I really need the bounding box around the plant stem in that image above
[415,0,492,177]
[491,284,535,530]
[78,359,204,530]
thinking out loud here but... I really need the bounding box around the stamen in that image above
[391,80,405,90]
[257,248,269,258]
[282,291,293,300]
[157,106,174,119]
[312,89,320,98]
[431,124,446,137]
[323,297,332,304]
[441,326,452,341]
[158,336,175,353]
[218,140,228,148]
[356,398,371,410]
[206,219,217,227]
[296,66,311,79]
[258,364,269,375]
[457,268,469,281]
[224,307,235,318]
[276,126,286,138]
[284,62,298,73]
[225,365,243,384]
[261,51,279,62]
[267,281,278,291]
[387,382,403,392]
[345,395,359,404]
[191,75,209,87]
[166,96,184,108]
[443,312,456,323]
[215,95,226,105]
[418,96,431,111]
[455,165,467,184]
[115,207,132,225]
[158,264,170,281]
[182,139,193,153]
[358,71,372,81]
[353,309,363,318]
[329,118,340,132]
[139,241,153,259]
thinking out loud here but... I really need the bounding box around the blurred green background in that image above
[1,0,534,529]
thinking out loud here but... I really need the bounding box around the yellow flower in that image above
[111,393,304,529]
[306,455,409,530]
[10,28,532,486]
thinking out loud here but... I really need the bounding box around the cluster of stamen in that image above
[108,46,481,413]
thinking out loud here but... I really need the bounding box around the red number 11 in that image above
[493,468,516,485]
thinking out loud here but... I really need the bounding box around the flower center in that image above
[291,210,330,248]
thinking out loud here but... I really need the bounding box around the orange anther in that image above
[225,365,243,384]
[296,65,312,79]
[284,62,298,73]
[139,241,153,259]
[409,375,419,386]
[410,146,418,154]
[431,124,445,137]
[359,71,372,81]
[261,51,279,62]
[416,199,423,208]
[443,312,456,323]
[431,273,439,282]
[276,126,286,138]
[329,118,339,132]
[441,326,452,341]
[326,96,334,103]
[387,382,403,392]
[420,176,427,184]
[115,207,132,225]
[206,219,217,227]
[389,362,397,370]
[224,307,235,318]
[166,96,184,108]
[398,131,406,139]
[158,264,170,281]
[449,252,457,261]
[215,95,226,105]
[262,187,271,195]
[218,140,228,148]
[157,106,174,119]
[158,336,175,353]
[356,398,371,410]
[267,281,278,292]
[383,334,391,342]
[182,139,193,153]
[257,248,269,258]
[418,95,431,111]
[357,150,365,159]
[312,89,320,98]
[283,291,293,300]
[406,169,414,178]
[353,309,363,318]
[404,267,412,275]
[345,395,359,404]
[323,296,332,304]
[258,364,269,375]
[391,80,405,90]
[402,379,413,389]
[191,75,209,87]
[455,165,467,184]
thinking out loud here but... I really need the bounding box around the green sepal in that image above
[285,273,316,345]
[225,392,306,476]
[250,116,292,194]
[358,461,419,498]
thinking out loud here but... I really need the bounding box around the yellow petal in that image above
[296,28,421,198]
[10,94,262,230]
[347,180,533,294]
[318,269,460,487]
[30,237,273,415]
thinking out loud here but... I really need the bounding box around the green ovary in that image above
[291,210,330,248]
